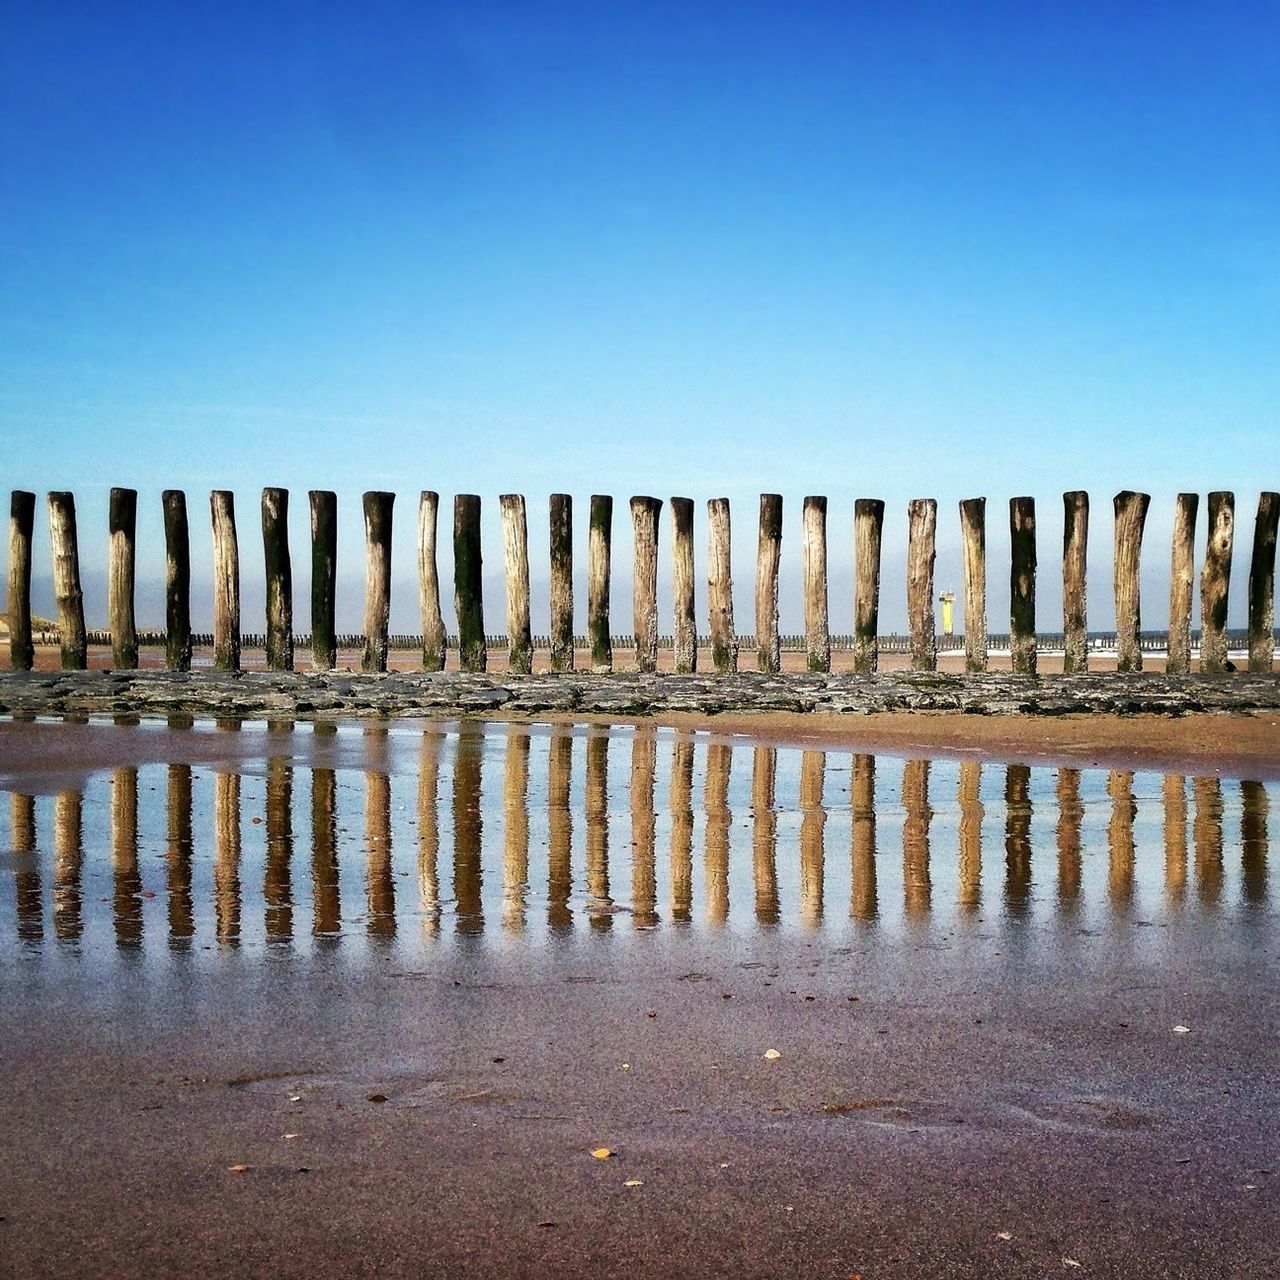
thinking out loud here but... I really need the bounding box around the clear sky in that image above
[3,1,1277,634]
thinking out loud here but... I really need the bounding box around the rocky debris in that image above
[0,668,1277,720]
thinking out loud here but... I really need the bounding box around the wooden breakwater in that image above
[6,487,1280,677]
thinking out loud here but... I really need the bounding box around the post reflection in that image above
[584,729,612,929]
[850,755,877,921]
[111,767,142,948]
[11,792,42,941]
[547,729,573,933]
[704,742,732,927]
[3,729,1275,949]
[53,790,82,942]
[365,726,395,938]
[751,747,780,926]
[452,725,484,936]
[902,759,931,918]
[668,735,694,924]
[167,764,194,948]
[957,761,982,914]
[503,726,530,932]
[1004,765,1031,915]
[629,728,658,928]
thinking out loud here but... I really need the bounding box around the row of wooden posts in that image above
[6,488,1279,676]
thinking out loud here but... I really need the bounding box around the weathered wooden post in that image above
[1113,491,1150,673]
[47,491,87,670]
[958,497,987,672]
[670,497,696,674]
[161,490,192,671]
[588,495,613,673]
[309,490,337,670]
[1009,497,1037,675]
[803,496,831,672]
[361,490,394,673]
[210,490,240,672]
[853,499,884,674]
[1248,491,1279,672]
[755,494,782,674]
[1062,490,1089,674]
[107,487,138,670]
[549,494,574,672]
[906,498,936,671]
[1167,493,1198,675]
[454,494,486,673]
[417,491,446,672]
[631,496,661,673]
[261,487,293,671]
[1200,491,1234,673]
[7,491,35,670]
[500,493,532,674]
[707,497,737,673]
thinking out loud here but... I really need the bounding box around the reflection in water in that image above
[167,765,194,948]
[1241,780,1268,905]
[799,751,825,927]
[503,726,530,932]
[548,730,573,933]
[453,726,483,936]
[668,735,694,924]
[214,771,241,943]
[1056,769,1083,908]
[1004,765,1031,915]
[1193,777,1224,905]
[3,725,1276,951]
[630,728,658,928]
[12,793,41,941]
[111,767,141,948]
[53,790,82,942]
[957,761,982,914]
[751,747,779,926]
[902,759,931,918]
[850,755,876,921]
[585,729,612,929]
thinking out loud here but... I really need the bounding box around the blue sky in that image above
[2,1,1277,633]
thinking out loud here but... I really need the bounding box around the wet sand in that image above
[1,718,1277,1277]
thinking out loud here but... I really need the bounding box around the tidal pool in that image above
[2,717,1274,963]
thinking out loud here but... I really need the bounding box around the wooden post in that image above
[417,491,446,672]
[261,487,293,671]
[161,490,192,671]
[1166,493,1198,675]
[1062,490,1089,674]
[47,491,87,670]
[454,494,486,673]
[1112,491,1150,673]
[802,496,830,672]
[549,494,574,673]
[1199,491,1234,673]
[906,498,936,671]
[670,497,696,674]
[7,491,35,670]
[1248,491,1279,673]
[588,495,612,673]
[210,490,240,672]
[361,491,394,673]
[755,494,782,674]
[631,496,661,673]
[107,487,138,670]
[1009,497,1036,675]
[501,493,532,674]
[309,490,337,670]
[853,499,884,674]
[707,497,737,673]
[958,497,987,672]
